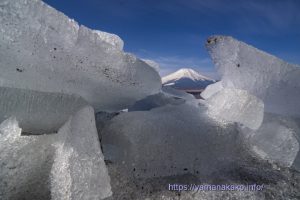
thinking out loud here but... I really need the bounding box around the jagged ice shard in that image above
[0,117,57,200]
[0,107,112,200]
[206,35,300,117]
[0,0,161,112]
[51,106,112,200]
[205,35,300,168]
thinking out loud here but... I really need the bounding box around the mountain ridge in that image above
[162,68,216,89]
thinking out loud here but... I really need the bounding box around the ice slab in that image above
[206,88,264,130]
[0,0,161,112]
[51,106,112,200]
[0,86,88,134]
[0,117,56,200]
[206,35,300,117]
[0,107,111,199]
[102,103,243,178]
[242,113,299,168]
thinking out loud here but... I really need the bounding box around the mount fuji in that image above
[162,68,216,90]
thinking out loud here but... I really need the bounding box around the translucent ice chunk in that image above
[206,35,300,117]
[0,107,111,199]
[102,103,243,178]
[0,86,88,134]
[0,117,56,200]
[51,106,112,200]
[0,0,161,112]
[206,88,264,130]
[242,113,299,167]
[201,81,224,99]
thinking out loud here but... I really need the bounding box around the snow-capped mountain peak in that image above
[162,68,214,83]
[162,68,215,89]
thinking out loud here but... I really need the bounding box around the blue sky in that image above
[43,0,300,78]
